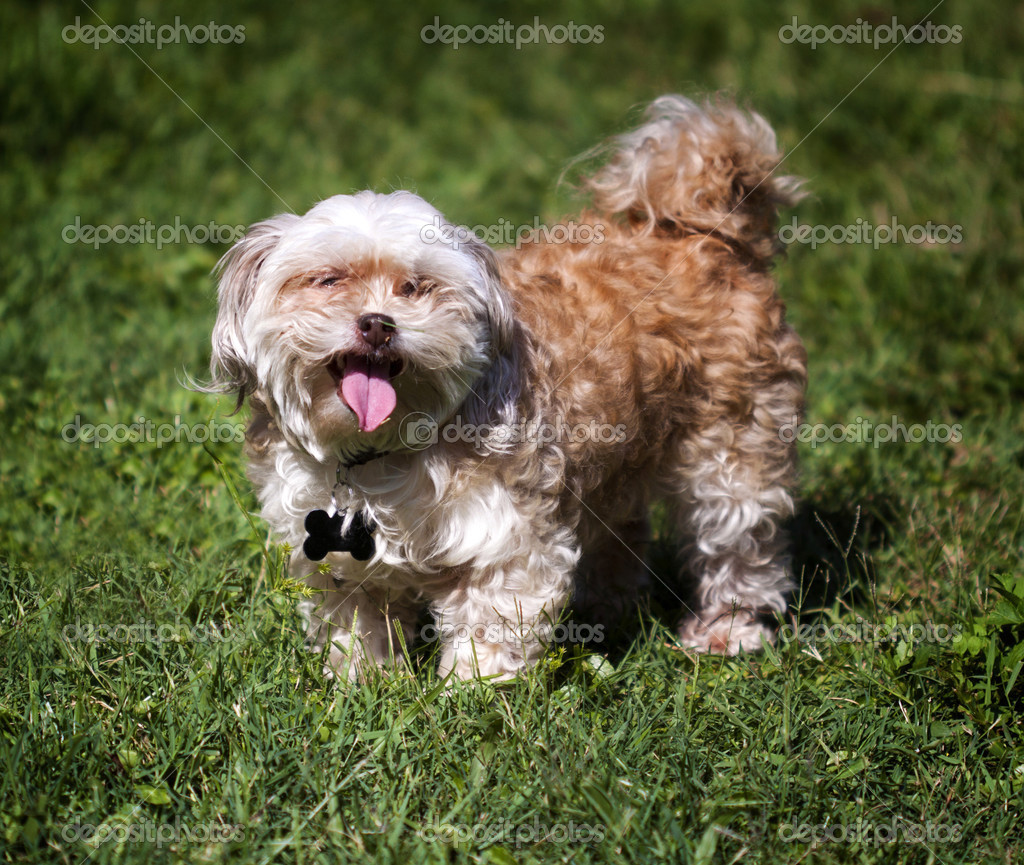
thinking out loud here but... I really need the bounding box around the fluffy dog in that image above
[209,95,806,681]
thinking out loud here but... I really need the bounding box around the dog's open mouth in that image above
[327,355,405,433]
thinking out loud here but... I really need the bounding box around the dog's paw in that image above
[677,609,774,655]
[438,637,531,683]
[306,640,359,683]
[306,634,393,683]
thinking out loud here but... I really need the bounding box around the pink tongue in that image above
[340,356,397,432]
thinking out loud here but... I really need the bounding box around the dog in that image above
[209,95,806,681]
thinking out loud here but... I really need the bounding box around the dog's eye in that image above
[308,272,347,289]
[397,279,435,298]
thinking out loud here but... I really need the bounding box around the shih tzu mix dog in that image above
[209,95,806,681]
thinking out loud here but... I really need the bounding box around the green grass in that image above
[2,0,1023,862]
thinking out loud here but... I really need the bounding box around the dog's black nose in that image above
[356,313,396,348]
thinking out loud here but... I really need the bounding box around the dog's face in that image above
[211,191,516,462]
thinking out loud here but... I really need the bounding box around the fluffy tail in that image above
[585,95,803,260]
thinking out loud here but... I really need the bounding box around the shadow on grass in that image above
[565,498,899,666]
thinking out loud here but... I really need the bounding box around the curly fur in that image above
[209,95,807,680]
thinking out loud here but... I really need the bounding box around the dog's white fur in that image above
[210,96,807,680]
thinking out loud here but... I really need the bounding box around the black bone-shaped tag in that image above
[303,509,376,562]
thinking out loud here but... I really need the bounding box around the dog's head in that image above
[211,192,518,462]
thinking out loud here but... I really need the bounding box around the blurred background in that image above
[1,0,1021,607]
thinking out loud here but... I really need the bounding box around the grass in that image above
[1,0,1023,862]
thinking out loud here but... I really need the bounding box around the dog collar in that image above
[341,447,391,470]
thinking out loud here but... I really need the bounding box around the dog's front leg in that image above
[431,537,578,681]
[298,561,418,681]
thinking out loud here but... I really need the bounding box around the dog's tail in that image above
[583,95,803,261]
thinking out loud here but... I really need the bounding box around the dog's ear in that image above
[210,214,298,405]
[460,236,522,426]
